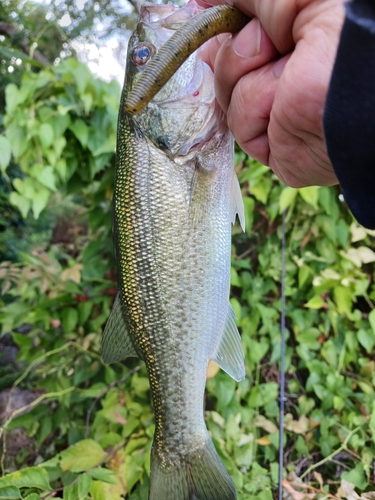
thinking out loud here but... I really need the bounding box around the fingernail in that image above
[233,18,261,59]
[217,32,232,44]
[273,55,291,78]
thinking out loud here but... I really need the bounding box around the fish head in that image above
[125,1,224,159]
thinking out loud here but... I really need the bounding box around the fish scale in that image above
[101,3,246,499]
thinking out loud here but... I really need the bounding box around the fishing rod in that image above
[278,209,287,500]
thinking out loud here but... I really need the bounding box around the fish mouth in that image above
[152,55,214,108]
[134,55,224,159]
[130,0,226,159]
[133,1,211,110]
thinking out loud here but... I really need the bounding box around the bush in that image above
[1,59,375,499]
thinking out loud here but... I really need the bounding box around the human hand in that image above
[198,0,345,187]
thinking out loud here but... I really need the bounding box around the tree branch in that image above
[0,22,50,65]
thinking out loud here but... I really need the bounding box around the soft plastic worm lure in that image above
[125,5,249,115]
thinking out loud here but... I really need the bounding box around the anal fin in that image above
[101,293,139,364]
[212,305,245,382]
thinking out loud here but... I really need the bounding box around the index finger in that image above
[196,0,296,53]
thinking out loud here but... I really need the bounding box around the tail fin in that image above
[149,437,236,500]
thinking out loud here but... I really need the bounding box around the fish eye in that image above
[132,43,153,66]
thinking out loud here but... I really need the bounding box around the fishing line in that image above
[278,208,287,500]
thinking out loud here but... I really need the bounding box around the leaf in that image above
[321,268,341,280]
[32,187,50,219]
[5,83,20,115]
[366,403,375,445]
[250,177,272,204]
[78,300,93,325]
[316,214,337,243]
[125,457,143,493]
[92,137,116,157]
[37,415,52,448]
[341,463,368,490]
[333,395,345,411]
[304,296,324,309]
[256,436,271,446]
[351,223,367,243]
[313,472,323,489]
[333,286,352,315]
[90,481,105,500]
[47,112,71,138]
[9,192,30,218]
[279,187,297,212]
[230,297,241,322]
[62,483,75,500]
[339,479,360,500]
[6,125,27,158]
[0,486,21,499]
[78,474,92,500]
[358,329,375,353]
[12,178,23,195]
[61,264,83,284]
[284,415,310,434]
[248,382,278,408]
[369,309,375,335]
[87,468,117,485]
[321,339,337,367]
[0,136,11,173]
[81,93,93,114]
[93,452,126,499]
[282,480,315,500]
[69,119,89,148]
[29,165,56,191]
[74,62,92,95]
[55,158,67,181]
[62,307,79,334]
[0,467,50,491]
[298,266,310,288]
[341,248,363,267]
[39,123,54,150]
[54,137,67,158]
[43,440,106,473]
[357,246,375,264]
[243,196,254,234]
[253,415,278,434]
[298,186,319,208]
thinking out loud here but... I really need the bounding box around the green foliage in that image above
[3,57,120,219]
[1,57,375,500]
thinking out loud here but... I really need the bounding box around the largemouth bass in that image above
[102,3,246,499]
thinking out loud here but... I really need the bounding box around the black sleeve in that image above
[323,0,375,229]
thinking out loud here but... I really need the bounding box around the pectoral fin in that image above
[212,305,245,382]
[230,171,245,232]
[101,293,139,364]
